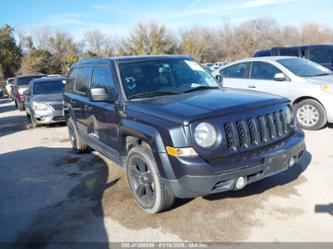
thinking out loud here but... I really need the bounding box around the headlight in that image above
[194,122,217,148]
[321,84,333,95]
[284,106,294,125]
[18,88,27,95]
[32,102,49,111]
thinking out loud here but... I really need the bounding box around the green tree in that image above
[118,21,177,55]
[0,25,22,79]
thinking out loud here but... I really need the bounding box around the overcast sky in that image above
[1,0,332,40]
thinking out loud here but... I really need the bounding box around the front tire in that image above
[294,99,327,130]
[30,114,38,128]
[67,117,88,153]
[17,102,25,111]
[126,146,175,214]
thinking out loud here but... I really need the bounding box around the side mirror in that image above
[215,75,223,84]
[89,88,115,102]
[274,73,286,81]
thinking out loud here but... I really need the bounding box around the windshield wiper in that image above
[128,91,179,99]
[183,86,219,93]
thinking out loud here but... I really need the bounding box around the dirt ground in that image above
[0,98,332,245]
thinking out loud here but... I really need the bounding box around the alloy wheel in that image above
[128,156,155,208]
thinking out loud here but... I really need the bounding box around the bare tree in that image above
[31,25,52,50]
[118,21,177,55]
[48,31,79,73]
[178,26,220,62]
[300,23,333,44]
[83,29,115,56]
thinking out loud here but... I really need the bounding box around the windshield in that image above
[277,58,332,77]
[17,76,44,86]
[33,80,65,95]
[118,58,220,99]
[7,78,14,85]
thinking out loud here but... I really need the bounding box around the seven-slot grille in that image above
[51,104,63,111]
[223,109,290,152]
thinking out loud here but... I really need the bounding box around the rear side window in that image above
[220,63,248,78]
[309,48,333,64]
[91,66,114,93]
[65,68,78,92]
[279,48,299,57]
[75,67,91,95]
[17,76,44,85]
[250,62,281,80]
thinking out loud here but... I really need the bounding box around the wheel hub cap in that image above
[297,104,319,127]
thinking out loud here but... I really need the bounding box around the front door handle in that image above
[84,105,93,112]
[248,85,256,89]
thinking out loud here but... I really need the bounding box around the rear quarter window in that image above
[220,63,248,78]
[74,67,92,95]
[65,68,79,93]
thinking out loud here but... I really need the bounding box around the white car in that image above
[212,56,333,130]
[6,77,15,99]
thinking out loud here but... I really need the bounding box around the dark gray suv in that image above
[64,55,306,213]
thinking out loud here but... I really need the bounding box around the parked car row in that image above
[5,74,66,127]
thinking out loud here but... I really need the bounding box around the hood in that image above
[305,75,333,85]
[127,89,288,125]
[32,93,64,104]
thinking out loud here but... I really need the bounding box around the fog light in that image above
[235,176,247,190]
[289,157,296,167]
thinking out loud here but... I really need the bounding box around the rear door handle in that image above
[248,85,256,89]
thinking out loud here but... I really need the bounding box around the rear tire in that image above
[294,99,327,130]
[126,145,175,213]
[67,117,88,153]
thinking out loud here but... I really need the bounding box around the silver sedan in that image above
[212,56,333,130]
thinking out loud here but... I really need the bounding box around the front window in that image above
[250,62,282,80]
[277,58,331,77]
[118,59,220,99]
[33,80,65,95]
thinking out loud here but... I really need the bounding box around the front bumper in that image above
[32,109,65,124]
[161,129,306,198]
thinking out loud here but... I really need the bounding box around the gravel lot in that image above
[0,97,332,245]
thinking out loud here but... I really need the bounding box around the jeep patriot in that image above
[64,55,306,213]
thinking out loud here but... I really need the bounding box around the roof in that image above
[73,55,193,67]
[272,44,333,49]
[31,76,66,84]
[16,74,46,78]
[226,56,299,64]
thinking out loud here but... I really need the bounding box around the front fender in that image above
[120,119,176,179]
